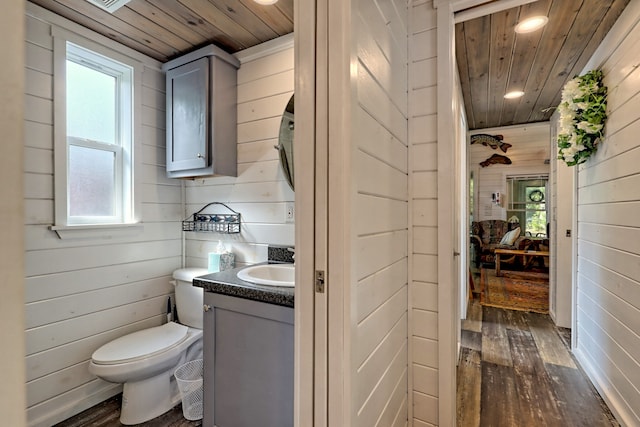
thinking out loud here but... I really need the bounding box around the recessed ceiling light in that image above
[504,91,525,99]
[515,16,549,33]
[253,0,278,4]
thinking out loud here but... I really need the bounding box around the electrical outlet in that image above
[285,202,295,223]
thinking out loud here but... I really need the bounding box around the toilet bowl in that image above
[89,268,208,425]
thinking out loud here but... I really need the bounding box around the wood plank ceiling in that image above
[456,0,630,130]
[29,0,294,62]
[30,0,630,131]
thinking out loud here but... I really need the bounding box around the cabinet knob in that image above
[203,304,212,312]
[197,153,204,159]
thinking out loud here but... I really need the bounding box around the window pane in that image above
[506,177,548,236]
[526,210,546,236]
[66,60,116,143]
[69,145,115,217]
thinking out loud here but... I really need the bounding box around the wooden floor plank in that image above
[502,308,530,331]
[461,329,482,352]
[462,298,483,333]
[546,363,619,427]
[480,362,520,427]
[457,347,481,427]
[52,396,121,427]
[527,312,576,368]
[557,326,571,349]
[481,306,513,366]
[508,328,545,376]
[53,394,201,427]
[508,328,564,426]
[457,302,619,426]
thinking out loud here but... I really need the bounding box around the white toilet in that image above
[89,268,208,425]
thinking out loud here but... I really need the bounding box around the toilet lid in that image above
[92,322,188,365]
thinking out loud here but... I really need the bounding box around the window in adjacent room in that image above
[506,176,548,237]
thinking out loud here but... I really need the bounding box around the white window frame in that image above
[506,174,549,236]
[51,28,142,238]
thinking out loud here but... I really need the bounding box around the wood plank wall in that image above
[2,2,27,426]
[409,2,439,426]
[574,4,640,424]
[184,37,294,268]
[549,113,573,329]
[24,5,182,426]
[469,123,550,221]
[351,0,409,426]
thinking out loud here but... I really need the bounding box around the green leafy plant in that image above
[557,69,607,166]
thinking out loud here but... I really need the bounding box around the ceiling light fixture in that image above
[504,91,525,99]
[253,0,278,4]
[515,16,549,34]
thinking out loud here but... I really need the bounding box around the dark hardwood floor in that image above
[458,299,619,427]
[55,299,617,427]
[53,395,201,427]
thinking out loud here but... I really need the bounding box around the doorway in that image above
[435,0,586,423]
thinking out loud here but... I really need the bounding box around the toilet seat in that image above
[92,322,188,365]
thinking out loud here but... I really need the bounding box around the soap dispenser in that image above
[207,240,225,273]
[219,241,235,271]
[208,240,235,272]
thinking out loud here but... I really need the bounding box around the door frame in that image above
[434,3,458,424]
[293,0,321,425]
[434,1,542,424]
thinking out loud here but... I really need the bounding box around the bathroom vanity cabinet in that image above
[196,271,294,427]
[162,45,240,179]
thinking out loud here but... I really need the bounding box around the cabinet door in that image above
[203,293,294,427]
[166,57,209,172]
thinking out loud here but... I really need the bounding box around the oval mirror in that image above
[277,95,294,191]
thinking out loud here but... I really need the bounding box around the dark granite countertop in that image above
[193,263,295,308]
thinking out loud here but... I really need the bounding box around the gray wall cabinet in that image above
[163,45,240,179]
[203,292,294,427]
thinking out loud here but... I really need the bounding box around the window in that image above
[506,176,548,237]
[52,32,141,236]
[64,43,131,224]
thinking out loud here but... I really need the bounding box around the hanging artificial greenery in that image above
[557,69,608,166]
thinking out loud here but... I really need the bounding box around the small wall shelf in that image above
[182,202,241,234]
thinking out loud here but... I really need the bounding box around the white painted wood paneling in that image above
[357,260,407,322]
[548,110,574,328]
[351,0,409,425]
[573,4,640,425]
[23,7,182,426]
[357,231,408,280]
[25,277,174,329]
[237,69,294,104]
[413,336,438,369]
[409,1,440,425]
[24,258,180,303]
[1,2,26,425]
[184,38,295,267]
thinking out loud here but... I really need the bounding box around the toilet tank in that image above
[172,268,208,329]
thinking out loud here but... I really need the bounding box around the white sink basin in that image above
[236,264,295,287]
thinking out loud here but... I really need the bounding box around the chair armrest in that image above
[516,237,533,250]
[470,234,483,248]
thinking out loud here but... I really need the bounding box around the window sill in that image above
[50,223,144,240]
